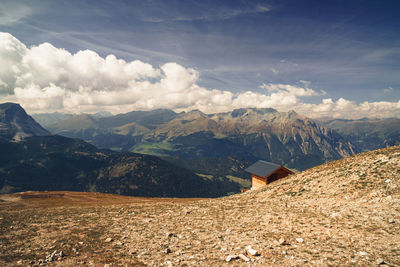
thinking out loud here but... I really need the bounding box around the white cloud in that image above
[259,83,321,96]
[143,4,270,23]
[14,83,65,110]
[0,32,399,119]
[299,80,311,87]
[0,3,32,26]
[383,86,393,93]
[296,98,400,119]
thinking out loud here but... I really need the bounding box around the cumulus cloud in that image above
[0,32,399,119]
[259,83,321,97]
[296,98,400,119]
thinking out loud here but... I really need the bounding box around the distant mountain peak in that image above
[0,102,24,113]
[230,108,278,117]
[187,109,206,115]
[0,102,50,141]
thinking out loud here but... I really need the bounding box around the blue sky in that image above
[0,0,399,118]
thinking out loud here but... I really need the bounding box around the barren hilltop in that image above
[1,145,399,266]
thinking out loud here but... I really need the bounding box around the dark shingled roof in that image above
[245,160,281,177]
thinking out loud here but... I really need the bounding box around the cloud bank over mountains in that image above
[0,32,399,119]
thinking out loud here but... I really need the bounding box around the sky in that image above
[0,0,399,119]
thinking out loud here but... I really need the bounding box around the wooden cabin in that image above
[245,160,294,189]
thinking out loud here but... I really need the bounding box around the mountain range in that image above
[317,118,400,151]
[38,108,360,179]
[3,102,399,197]
[0,103,238,197]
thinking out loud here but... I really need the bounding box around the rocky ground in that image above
[0,146,399,266]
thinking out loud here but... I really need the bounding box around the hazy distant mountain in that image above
[91,111,113,118]
[48,109,178,151]
[32,111,113,129]
[47,107,358,177]
[32,112,74,128]
[0,103,238,197]
[0,103,50,141]
[100,109,177,129]
[317,118,400,151]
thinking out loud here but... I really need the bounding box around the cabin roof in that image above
[245,160,281,177]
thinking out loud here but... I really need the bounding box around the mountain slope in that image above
[143,108,358,172]
[31,112,74,128]
[1,145,398,266]
[0,103,50,141]
[0,135,239,197]
[47,108,358,178]
[0,103,239,197]
[318,118,400,151]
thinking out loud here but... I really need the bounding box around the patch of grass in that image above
[132,142,175,157]
[285,188,308,197]
[225,175,251,188]
[196,173,214,179]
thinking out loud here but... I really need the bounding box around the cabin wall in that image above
[252,174,267,189]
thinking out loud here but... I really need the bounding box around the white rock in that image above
[50,250,57,257]
[296,237,304,243]
[376,258,385,265]
[239,254,250,262]
[225,255,239,262]
[359,251,368,256]
[105,237,113,243]
[279,237,288,245]
[385,179,391,183]
[246,245,259,256]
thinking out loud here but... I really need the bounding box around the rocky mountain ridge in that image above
[44,107,358,176]
[318,117,400,151]
[0,103,50,141]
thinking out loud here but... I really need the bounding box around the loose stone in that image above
[246,245,259,256]
[239,254,250,262]
[225,255,239,262]
[296,237,304,243]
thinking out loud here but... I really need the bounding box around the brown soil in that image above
[0,191,204,209]
[0,146,399,266]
